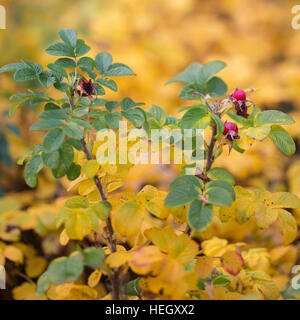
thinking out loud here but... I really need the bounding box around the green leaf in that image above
[269,125,296,157]
[95,52,112,75]
[212,275,230,286]
[147,105,166,127]
[206,187,233,206]
[55,58,76,68]
[0,62,25,73]
[66,138,83,150]
[105,112,122,129]
[188,199,213,232]
[63,122,84,139]
[58,29,77,48]
[125,278,142,296]
[70,118,92,129]
[30,120,64,131]
[24,155,43,188]
[179,83,205,100]
[67,163,81,180]
[181,108,210,129]
[46,42,75,57]
[255,110,295,126]
[93,83,105,95]
[165,175,203,208]
[105,101,119,112]
[47,63,68,78]
[122,108,145,127]
[78,57,96,71]
[39,109,68,120]
[210,113,224,134]
[207,167,235,185]
[46,254,84,284]
[205,180,235,207]
[96,78,117,91]
[198,61,226,83]
[206,76,227,98]
[106,63,135,76]
[82,247,105,269]
[90,201,112,220]
[75,39,90,57]
[121,97,145,111]
[43,128,65,153]
[14,67,39,82]
[36,272,51,297]
[65,196,89,208]
[166,62,202,84]
[38,71,56,88]
[42,151,60,169]
[8,96,32,118]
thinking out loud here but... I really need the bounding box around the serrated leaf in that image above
[206,76,227,97]
[106,63,135,76]
[24,155,43,188]
[188,199,213,232]
[58,29,77,48]
[96,78,117,91]
[165,175,203,207]
[207,167,235,185]
[181,108,210,129]
[95,52,112,75]
[46,42,75,57]
[255,110,295,126]
[43,128,65,153]
[30,120,63,131]
[269,125,295,157]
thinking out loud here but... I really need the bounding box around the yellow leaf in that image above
[130,246,163,275]
[114,201,144,238]
[254,203,278,229]
[4,245,23,264]
[25,256,47,278]
[88,270,102,288]
[170,234,198,265]
[221,251,244,275]
[59,229,70,246]
[56,283,98,300]
[65,212,91,240]
[145,197,169,219]
[144,227,177,253]
[277,209,297,245]
[13,283,45,300]
[245,126,271,141]
[106,180,123,193]
[106,251,130,268]
[78,179,96,196]
[82,160,100,179]
[195,256,214,279]
[271,192,300,209]
[202,237,228,257]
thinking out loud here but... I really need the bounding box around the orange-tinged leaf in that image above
[130,246,163,275]
[106,251,130,268]
[221,250,244,275]
[195,256,214,279]
[4,245,23,264]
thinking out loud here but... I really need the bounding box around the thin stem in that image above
[68,78,121,300]
[205,121,217,172]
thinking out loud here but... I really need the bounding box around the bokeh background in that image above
[1,0,300,299]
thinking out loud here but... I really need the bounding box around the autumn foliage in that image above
[0,26,300,301]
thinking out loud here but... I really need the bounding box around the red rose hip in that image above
[232,89,246,101]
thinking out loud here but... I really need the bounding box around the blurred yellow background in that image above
[0,0,300,300]
[1,0,300,193]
